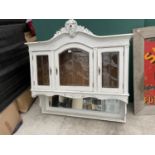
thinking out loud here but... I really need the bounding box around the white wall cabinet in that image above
[27,19,132,122]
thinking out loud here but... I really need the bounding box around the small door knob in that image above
[56,68,58,75]
[98,67,101,75]
[50,68,52,75]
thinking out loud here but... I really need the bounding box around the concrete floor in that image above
[15,100,155,135]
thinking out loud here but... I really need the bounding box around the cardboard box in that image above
[0,101,22,135]
[16,89,34,113]
[25,32,37,42]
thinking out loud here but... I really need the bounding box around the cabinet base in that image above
[38,95,127,123]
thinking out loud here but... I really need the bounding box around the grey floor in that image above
[15,100,155,135]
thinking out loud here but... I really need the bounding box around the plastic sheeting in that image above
[0,22,30,112]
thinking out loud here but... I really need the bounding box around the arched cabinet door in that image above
[55,44,94,91]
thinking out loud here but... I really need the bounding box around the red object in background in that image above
[26,19,36,36]
[144,39,155,105]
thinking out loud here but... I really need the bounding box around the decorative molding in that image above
[53,19,94,38]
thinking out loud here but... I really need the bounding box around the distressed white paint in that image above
[27,19,132,122]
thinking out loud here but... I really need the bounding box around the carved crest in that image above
[53,19,94,38]
[65,19,78,37]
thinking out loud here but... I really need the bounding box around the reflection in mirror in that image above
[102,52,119,88]
[48,96,122,114]
[59,48,89,86]
[37,55,50,85]
[49,96,72,108]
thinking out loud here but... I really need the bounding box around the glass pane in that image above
[102,52,119,88]
[59,48,89,86]
[37,55,50,85]
[48,96,122,114]
[144,38,155,105]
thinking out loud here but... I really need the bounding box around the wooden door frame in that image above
[97,47,124,94]
[133,26,155,114]
[33,51,52,91]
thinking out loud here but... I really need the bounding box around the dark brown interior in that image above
[59,48,89,86]
[37,55,50,85]
[102,52,119,88]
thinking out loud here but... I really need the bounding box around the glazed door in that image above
[55,44,93,91]
[33,52,53,90]
[98,47,124,93]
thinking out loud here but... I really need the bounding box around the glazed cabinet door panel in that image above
[98,47,124,93]
[33,52,53,90]
[55,44,93,91]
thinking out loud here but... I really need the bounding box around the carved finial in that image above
[65,19,78,37]
[53,19,94,39]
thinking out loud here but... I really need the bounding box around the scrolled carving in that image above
[53,19,94,38]
[65,19,78,37]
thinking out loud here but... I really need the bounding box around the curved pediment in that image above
[27,19,132,52]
